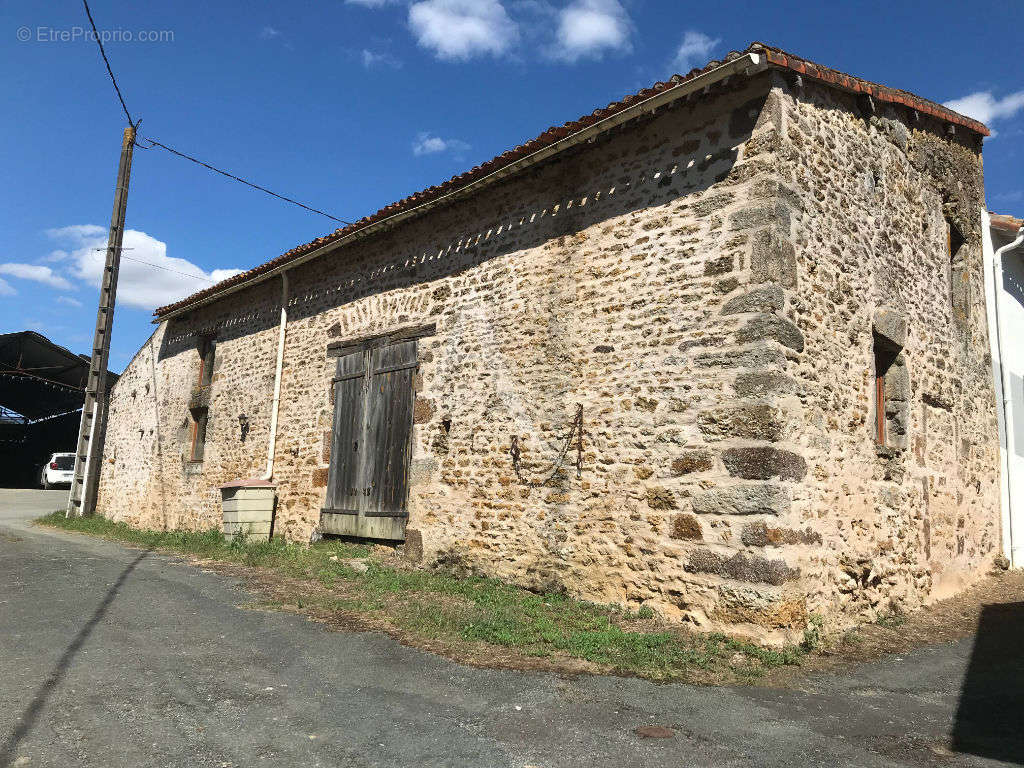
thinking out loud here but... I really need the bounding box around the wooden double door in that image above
[320,338,417,540]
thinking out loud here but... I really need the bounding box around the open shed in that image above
[0,331,117,488]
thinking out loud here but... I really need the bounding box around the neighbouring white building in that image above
[984,211,1024,567]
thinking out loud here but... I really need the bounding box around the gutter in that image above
[985,210,1024,566]
[261,271,289,481]
[156,52,766,322]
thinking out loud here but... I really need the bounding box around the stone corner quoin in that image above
[94,66,999,645]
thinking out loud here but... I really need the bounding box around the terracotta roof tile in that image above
[155,42,989,318]
[991,212,1024,233]
[756,44,988,136]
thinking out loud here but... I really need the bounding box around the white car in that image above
[40,452,75,490]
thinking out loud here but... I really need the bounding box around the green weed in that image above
[37,511,804,681]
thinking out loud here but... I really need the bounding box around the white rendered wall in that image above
[984,212,1024,566]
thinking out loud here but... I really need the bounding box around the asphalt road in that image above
[0,489,1019,768]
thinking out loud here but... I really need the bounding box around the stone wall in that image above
[95,68,1000,643]
[769,73,999,627]
[99,277,284,531]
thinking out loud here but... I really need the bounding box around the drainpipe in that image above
[262,271,289,481]
[987,213,1024,566]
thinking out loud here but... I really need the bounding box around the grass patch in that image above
[37,511,805,682]
[875,610,907,629]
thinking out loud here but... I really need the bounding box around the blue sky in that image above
[1,0,1022,377]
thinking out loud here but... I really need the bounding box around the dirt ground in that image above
[763,568,1024,685]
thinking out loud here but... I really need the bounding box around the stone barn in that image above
[96,44,1001,642]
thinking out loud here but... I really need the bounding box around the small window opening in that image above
[190,335,215,462]
[190,411,208,462]
[947,218,965,262]
[197,336,215,388]
[856,93,876,119]
[873,335,902,447]
[947,218,968,327]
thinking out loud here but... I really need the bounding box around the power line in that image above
[140,137,353,225]
[81,0,134,125]
[118,253,218,284]
[79,0,352,225]
[96,246,217,282]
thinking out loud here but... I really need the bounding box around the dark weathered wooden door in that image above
[323,349,366,515]
[364,340,417,517]
[322,339,416,538]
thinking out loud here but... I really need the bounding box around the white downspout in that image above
[985,211,1024,565]
[262,271,289,481]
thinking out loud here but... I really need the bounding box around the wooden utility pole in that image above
[68,123,135,517]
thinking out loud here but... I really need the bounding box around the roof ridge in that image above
[155,41,989,318]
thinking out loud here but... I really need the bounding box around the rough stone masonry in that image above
[96,46,999,643]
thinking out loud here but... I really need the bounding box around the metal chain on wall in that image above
[509,403,584,487]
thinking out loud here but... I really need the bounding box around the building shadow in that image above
[0,549,149,767]
[950,601,1024,765]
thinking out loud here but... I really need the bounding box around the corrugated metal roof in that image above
[0,331,117,420]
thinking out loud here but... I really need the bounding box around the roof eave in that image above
[155,44,989,323]
[758,47,990,137]
[154,51,767,323]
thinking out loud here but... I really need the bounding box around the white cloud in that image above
[45,225,243,311]
[551,0,631,63]
[347,0,399,6]
[0,278,14,297]
[48,224,105,239]
[361,48,402,69]
[0,263,73,290]
[945,90,1024,139]
[671,30,719,73]
[409,0,519,61]
[41,249,69,263]
[412,132,471,156]
[56,296,83,307]
[260,26,281,39]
